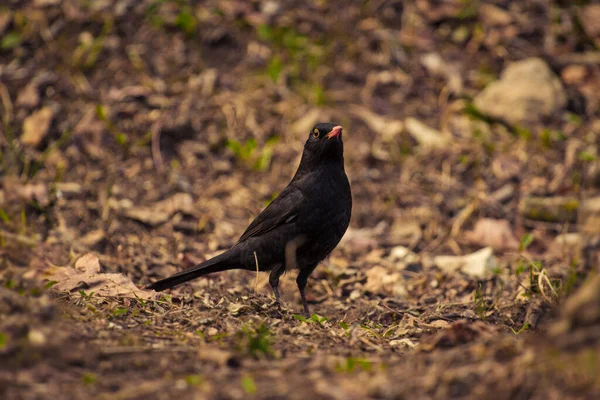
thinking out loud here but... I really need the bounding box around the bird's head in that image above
[300,122,345,168]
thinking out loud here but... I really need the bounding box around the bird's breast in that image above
[295,166,351,262]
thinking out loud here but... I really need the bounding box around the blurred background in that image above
[1,0,600,398]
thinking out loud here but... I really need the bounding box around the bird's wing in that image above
[237,185,305,243]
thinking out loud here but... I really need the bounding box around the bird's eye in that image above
[313,129,320,138]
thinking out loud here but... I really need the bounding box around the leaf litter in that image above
[0,0,599,399]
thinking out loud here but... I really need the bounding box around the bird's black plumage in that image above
[146,122,352,316]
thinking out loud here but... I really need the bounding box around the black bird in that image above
[147,123,352,317]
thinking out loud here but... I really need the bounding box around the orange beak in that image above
[326,126,343,140]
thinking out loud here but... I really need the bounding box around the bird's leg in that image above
[269,264,286,304]
[296,263,318,318]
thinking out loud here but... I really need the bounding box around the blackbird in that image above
[147,122,352,317]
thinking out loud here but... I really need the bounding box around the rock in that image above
[434,247,498,278]
[474,58,566,126]
[21,107,56,147]
[405,118,449,148]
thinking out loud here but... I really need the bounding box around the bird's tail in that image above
[146,251,236,292]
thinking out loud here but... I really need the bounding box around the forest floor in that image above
[1,1,600,399]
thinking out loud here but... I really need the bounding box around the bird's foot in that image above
[269,294,285,310]
[266,298,287,319]
[302,303,311,319]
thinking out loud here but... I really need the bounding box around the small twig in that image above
[380,302,420,317]
[555,51,600,66]
[0,82,13,124]
[101,346,192,355]
[358,336,383,352]
[537,269,559,303]
[0,230,38,247]
[151,121,163,173]
[451,199,478,237]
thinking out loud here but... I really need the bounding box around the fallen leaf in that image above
[227,302,249,315]
[118,193,194,226]
[291,108,324,136]
[405,118,450,148]
[387,246,419,264]
[364,266,407,298]
[123,208,171,226]
[349,106,403,141]
[420,52,463,94]
[420,320,496,350]
[78,229,106,247]
[464,218,519,251]
[579,4,600,47]
[42,253,153,299]
[154,192,193,215]
[389,338,416,348]
[21,107,56,147]
[492,155,521,181]
[17,183,49,207]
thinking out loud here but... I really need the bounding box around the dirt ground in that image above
[1,1,600,399]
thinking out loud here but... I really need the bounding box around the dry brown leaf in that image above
[405,118,450,149]
[364,266,407,298]
[421,320,496,350]
[119,193,193,226]
[464,218,519,251]
[43,253,153,299]
[21,107,55,147]
[349,105,404,141]
[17,183,50,207]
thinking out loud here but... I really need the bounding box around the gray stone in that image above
[474,58,566,126]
